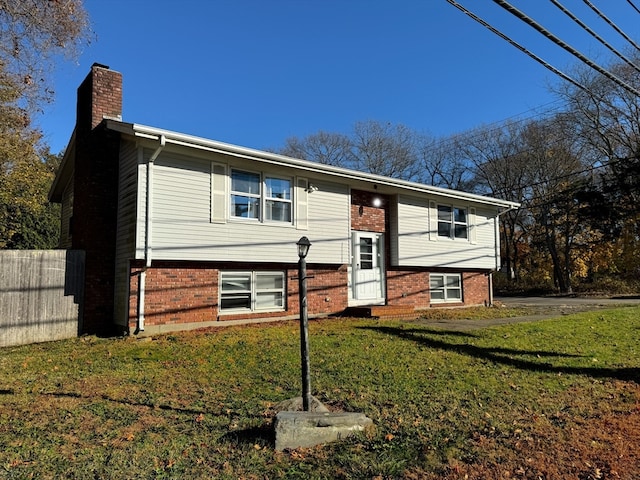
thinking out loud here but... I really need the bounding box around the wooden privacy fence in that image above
[0,250,84,347]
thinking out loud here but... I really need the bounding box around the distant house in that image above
[49,64,520,336]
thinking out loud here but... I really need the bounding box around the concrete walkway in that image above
[414,295,640,331]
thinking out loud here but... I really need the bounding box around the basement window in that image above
[430,273,462,303]
[220,271,285,312]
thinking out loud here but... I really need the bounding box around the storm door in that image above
[352,232,385,304]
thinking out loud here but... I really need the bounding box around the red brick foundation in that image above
[127,262,349,332]
[386,269,491,309]
[462,271,491,306]
[386,270,431,307]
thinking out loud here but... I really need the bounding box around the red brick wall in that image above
[386,270,431,307]
[351,190,387,232]
[77,63,122,130]
[127,262,349,331]
[129,265,218,327]
[386,270,490,309]
[462,271,490,305]
[73,64,123,335]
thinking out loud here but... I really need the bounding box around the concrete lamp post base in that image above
[273,396,374,451]
[274,411,374,451]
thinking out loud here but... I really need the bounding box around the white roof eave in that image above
[105,120,521,210]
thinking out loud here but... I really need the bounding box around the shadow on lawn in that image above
[360,326,639,383]
[45,390,208,416]
[44,390,276,447]
[220,424,275,446]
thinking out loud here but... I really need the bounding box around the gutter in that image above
[104,120,522,210]
[137,135,165,333]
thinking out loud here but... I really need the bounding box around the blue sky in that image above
[38,0,640,154]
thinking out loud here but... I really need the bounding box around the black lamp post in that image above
[296,236,312,411]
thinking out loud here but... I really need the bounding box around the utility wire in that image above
[549,0,640,74]
[445,0,590,94]
[626,0,640,16]
[492,0,640,97]
[424,102,566,156]
[583,0,640,53]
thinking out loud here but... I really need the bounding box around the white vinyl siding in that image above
[394,194,498,269]
[137,150,349,264]
[114,140,140,326]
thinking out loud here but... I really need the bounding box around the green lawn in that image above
[1,307,639,479]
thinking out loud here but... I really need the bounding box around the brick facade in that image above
[462,271,491,305]
[350,189,387,233]
[73,64,123,335]
[386,270,431,307]
[127,262,349,331]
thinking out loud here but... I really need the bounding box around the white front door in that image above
[352,232,385,304]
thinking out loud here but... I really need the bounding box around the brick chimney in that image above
[73,63,123,336]
[76,63,123,132]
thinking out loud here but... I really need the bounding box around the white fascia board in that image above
[106,120,521,210]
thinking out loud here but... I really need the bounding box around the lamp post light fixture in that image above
[296,235,311,259]
[296,236,312,411]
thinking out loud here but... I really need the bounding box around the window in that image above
[359,237,374,269]
[430,273,462,303]
[230,169,292,223]
[265,177,292,222]
[231,170,260,219]
[220,271,285,312]
[437,205,468,239]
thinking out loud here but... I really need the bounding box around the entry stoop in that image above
[342,305,420,320]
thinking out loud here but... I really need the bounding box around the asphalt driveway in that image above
[415,295,640,331]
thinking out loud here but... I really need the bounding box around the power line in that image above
[625,0,640,16]
[445,0,590,94]
[425,101,566,156]
[583,0,640,53]
[492,0,640,97]
[549,0,640,74]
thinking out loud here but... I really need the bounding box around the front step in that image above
[342,305,419,320]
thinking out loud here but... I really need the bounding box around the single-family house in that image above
[49,64,520,336]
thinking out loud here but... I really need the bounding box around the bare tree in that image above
[416,133,476,191]
[280,131,351,167]
[555,55,640,220]
[349,121,421,180]
[455,122,529,281]
[519,117,586,293]
[277,120,423,181]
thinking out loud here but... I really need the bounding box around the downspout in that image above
[491,204,519,306]
[488,271,494,307]
[137,135,165,333]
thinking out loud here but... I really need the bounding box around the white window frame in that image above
[230,169,261,220]
[219,271,286,313]
[437,204,468,240]
[230,169,293,224]
[429,273,462,303]
[264,176,292,223]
